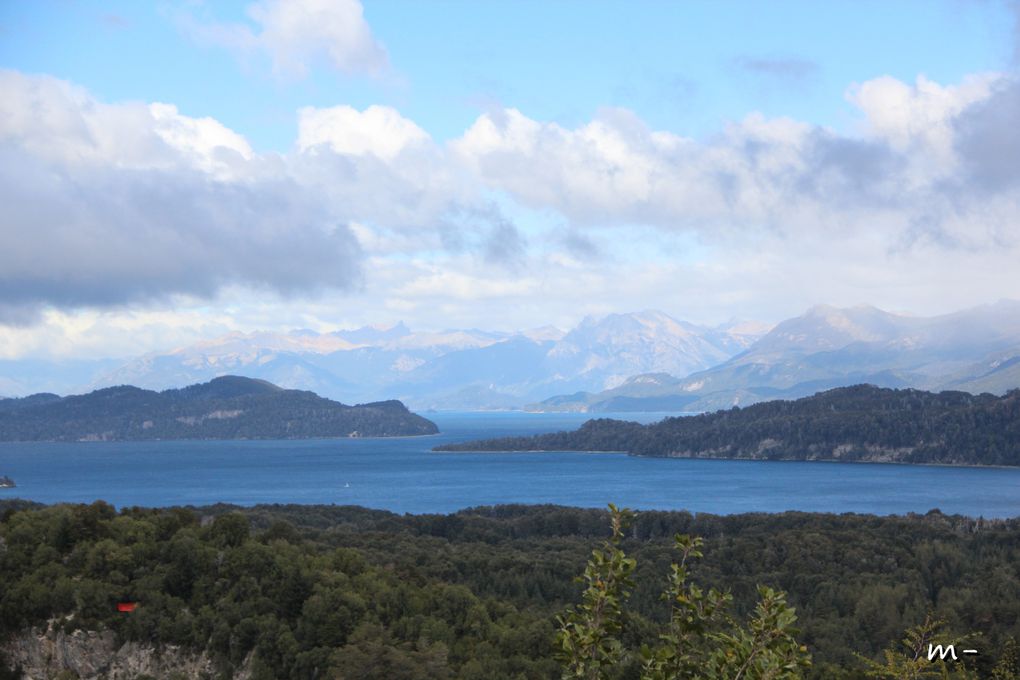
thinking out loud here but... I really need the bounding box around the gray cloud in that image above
[0,71,400,325]
[0,70,495,326]
[0,145,362,324]
[559,230,601,260]
[733,56,819,83]
[954,77,1020,190]
[797,131,903,207]
[483,217,527,270]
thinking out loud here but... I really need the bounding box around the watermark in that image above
[927,644,978,662]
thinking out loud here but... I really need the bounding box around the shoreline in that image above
[431,447,1020,470]
[0,432,442,444]
[0,497,1015,520]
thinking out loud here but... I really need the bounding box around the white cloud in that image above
[846,73,998,172]
[290,106,468,233]
[297,105,429,160]
[453,105,812,230]
[452,74,1020,256]
[184,0,387,78]
[150,102,253,177]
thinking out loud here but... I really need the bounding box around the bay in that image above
[0,411,1017,517]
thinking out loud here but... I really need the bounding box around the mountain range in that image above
[2,312,768,410]
[532,301,1020,412]
[3,301,1020,412]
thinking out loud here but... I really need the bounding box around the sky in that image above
[2,0,1020,361]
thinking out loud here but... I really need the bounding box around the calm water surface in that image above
[0,412,1017,517]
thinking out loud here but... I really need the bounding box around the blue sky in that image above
[3,1,1013,148]
[1,0,1020,360]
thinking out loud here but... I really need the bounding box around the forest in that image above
[0,376,438,441]
[437,384,1020,466]
[1,500,1018,678]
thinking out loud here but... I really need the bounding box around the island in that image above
[0,376,438,441]
[435,384,1020,467]
[0,475,14,488]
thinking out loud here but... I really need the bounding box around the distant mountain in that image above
[527,373,700,413]
[438,384,1020,467]
[531,301,1020,412]
[330,321,412,344]
[0,358,122,401]
[9,303,1020,412]
[70,313,765,410]
[542,310,755,389]
[938,346,1020,395]
[0,376,438,441]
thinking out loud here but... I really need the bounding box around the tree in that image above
[557,506,811,680]
[856,615,978,679]
[992,637,1018,680]
[556,504,637,679]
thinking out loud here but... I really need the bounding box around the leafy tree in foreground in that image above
[557,506,811,680]
[556,504,637,679]
[856,615,979,679]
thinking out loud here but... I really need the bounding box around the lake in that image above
[0,411,1018,517]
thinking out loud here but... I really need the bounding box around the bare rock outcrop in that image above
[2,621,250,680]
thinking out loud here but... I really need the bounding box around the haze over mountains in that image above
[4,301,1020,411]
[70,311,766,410]
[538,300,1020,412]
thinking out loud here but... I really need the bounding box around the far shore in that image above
[431,447,1020,469]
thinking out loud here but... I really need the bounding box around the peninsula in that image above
[0,376,438,441]
[435,384,1020,467]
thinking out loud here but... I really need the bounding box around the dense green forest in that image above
[437,384,1020,466]
[1,501,1018,678]
[0,376,438,441]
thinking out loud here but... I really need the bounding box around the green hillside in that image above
[0,376,438,441]
[439,384,1020,466]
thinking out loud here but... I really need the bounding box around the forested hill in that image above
[0,376,438,441]
[436,384,1020,466]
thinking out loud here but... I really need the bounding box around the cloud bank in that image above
[3,65,1020,332]
[452,72,1018,256]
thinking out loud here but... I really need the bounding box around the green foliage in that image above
[559,508,811,679]
[643,535,809,680]
[856,615,978,679]
[993,638,1020,680]
[437,385,1020,466]
[556,504,637,678]
[1,501,1019,679]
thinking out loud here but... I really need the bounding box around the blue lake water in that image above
[0,411,1018,517]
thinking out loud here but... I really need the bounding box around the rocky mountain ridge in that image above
[531,301,1020,412]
